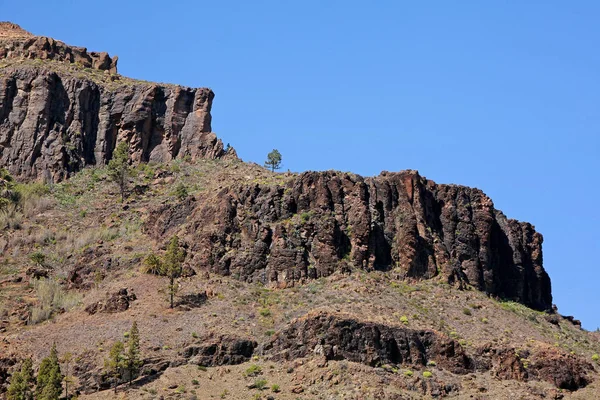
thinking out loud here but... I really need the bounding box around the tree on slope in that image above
[7,358,34,400]
[36,344,63,400]
[264,149,282,172]
[105,341,125,394]
[107,141,130,202]
[125,321,142,385]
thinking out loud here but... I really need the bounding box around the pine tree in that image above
[107,141,130,202]
[7,358,33,400]
[36,344,63,400]
[105,341,125,394]
[125,321,142,386]
[163,236,185,308]
[264,149,282,172]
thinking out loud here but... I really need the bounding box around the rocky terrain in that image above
[0,23,599,400]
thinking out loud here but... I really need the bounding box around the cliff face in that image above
[147,170,552,311]
[0,24,232,182]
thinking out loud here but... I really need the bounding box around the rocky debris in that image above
[25,266,50,279]
[182,335,257,366]
[176,291,208,308]
[152,170,551,310]
[0,54,234,183]
[67,246,111,289]
[265,311,475,374]
[474,343,591,390]
[528,345,591,390]
[85,288,136,314]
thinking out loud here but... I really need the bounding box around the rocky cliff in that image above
[0,23,233,182]
[146,169,552,311]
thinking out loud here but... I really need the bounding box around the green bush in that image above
[271,384,280,392]
[403,370,413,377]
[254,379,267,390]
[462,307,472,316]
[174,183,188,200]
[400,315,409,324]
[592,354,599,362]
[245,364,262,377]
[423,371,433,378]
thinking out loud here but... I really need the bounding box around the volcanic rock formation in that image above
[147,170,552,311]
[0,23,234,182]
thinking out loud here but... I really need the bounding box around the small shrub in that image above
[198,365,207,371]
[254,379,267,390]
[271,384,280,392]
[192,331,199,339]
[403,370,413,377]
[259,308,271,317]
[423,371,433,378]
[174,183,188,200]
[245,364,262,377]
[400,315,409,324]
[192,379,199,385]
[592,354,599,362]
[481,317,489,324]
[220,389,229,398]
[462,307,472,316]
[427,360,436,366]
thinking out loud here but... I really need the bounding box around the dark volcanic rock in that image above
[0,28,234,182]
[152,170,551,310]
[182,335,257,366]
[265,312,475,374]
[85,288,136,314]
[474,343,591,390]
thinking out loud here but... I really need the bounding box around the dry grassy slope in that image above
[1,159,599,399]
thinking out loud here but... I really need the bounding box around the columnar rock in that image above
[0,23,233,182]
[147,170,552,311]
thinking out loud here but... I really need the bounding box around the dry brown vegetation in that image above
[1,158,599,399]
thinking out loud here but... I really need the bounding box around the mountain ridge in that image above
[0,22,598,399]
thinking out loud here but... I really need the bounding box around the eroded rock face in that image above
[182,335,257,366]
[265,312,475,374]
[475,343,591,390]
[0,65,231,182]
[151,170,551,310]
[1,23,117,73]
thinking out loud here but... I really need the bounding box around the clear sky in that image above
[3,1,599,329]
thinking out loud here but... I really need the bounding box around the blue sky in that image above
[3,1,599,329]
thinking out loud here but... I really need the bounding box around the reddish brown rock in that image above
[0,24,235,182]
[150,170,551,310]
[265,312,475,374]
[181,335,257,366]
[85,288,136,314]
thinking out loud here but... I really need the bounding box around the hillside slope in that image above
[0,23,598,400]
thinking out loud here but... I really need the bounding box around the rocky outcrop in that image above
[0,65,232,182]
[149,170,551,310]
[0,23,234,182]
[84,288,136,314]
[266,312,474,374]
[267,313,591,391]
[1,23,117,73]
[0,22,32,39]
[475,343,591,390]
[182,335,257,366]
